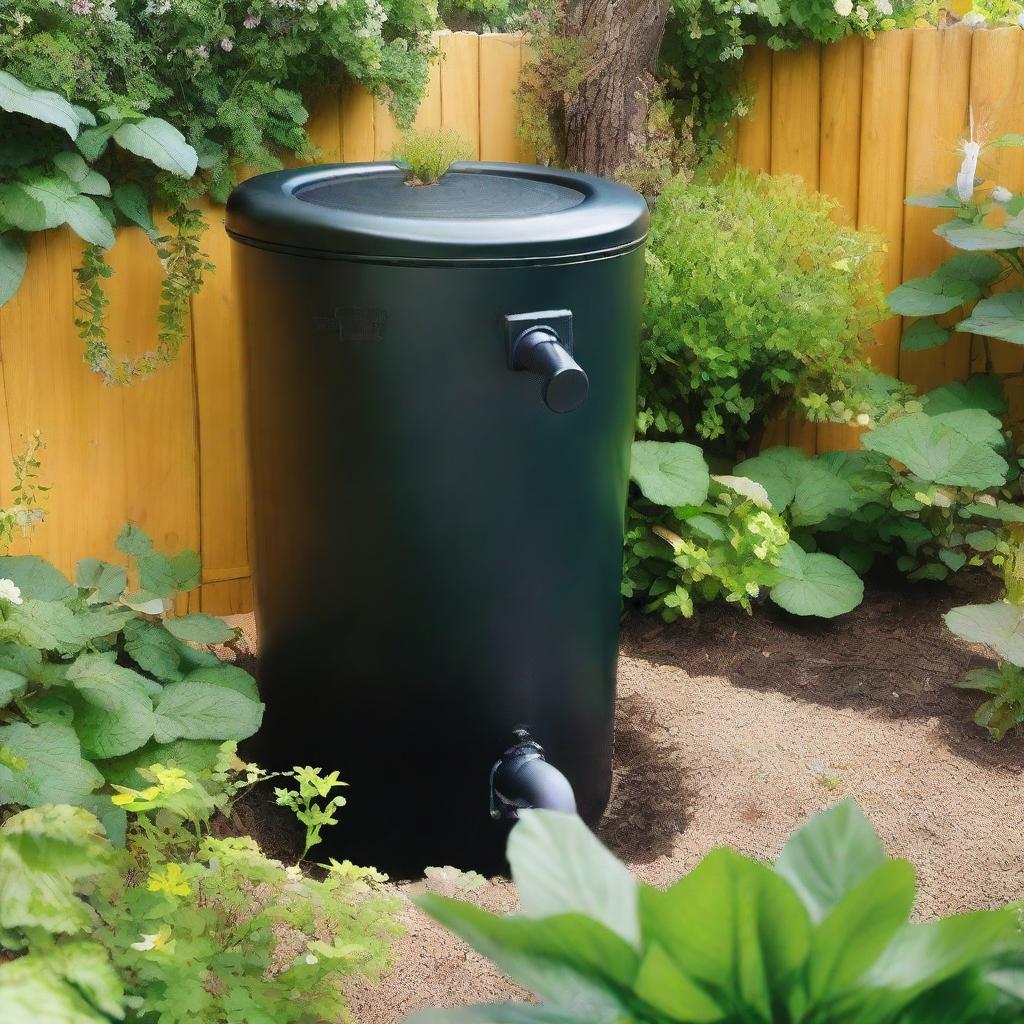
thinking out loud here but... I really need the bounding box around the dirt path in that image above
[230,580,1024,1022]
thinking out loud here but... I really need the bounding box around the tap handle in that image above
[511,326,589,414]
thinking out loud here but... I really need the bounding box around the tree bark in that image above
[562,0,671,178]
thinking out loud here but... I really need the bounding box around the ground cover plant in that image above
[0,525,401,1021]
[396,128,474,185]
[410,802,1024,1023]
[638,170,891,458]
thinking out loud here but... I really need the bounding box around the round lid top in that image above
[225,162,649,263]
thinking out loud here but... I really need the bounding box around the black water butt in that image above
[226,162,648,876]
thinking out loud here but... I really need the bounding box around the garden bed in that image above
[226,575,1023,1021]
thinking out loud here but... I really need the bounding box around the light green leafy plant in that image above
[395,127,474,185]
[409,801,1024,1024]
[624,440,863,620]
[639,170,892,458]
[0,430,49,555]
[0,524,264,842]
[887,131,1024,420]
[736,382,1022,588]
[274,765,350,859]
[946,597,1024,740]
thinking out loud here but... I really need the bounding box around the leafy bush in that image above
[0,750,401,1023]
[639,170,889,457]
[410,801,1024,1023]
[395,128,474,185]
[887,130,1024,435]
[946,592,1024,741]
[0,524,266,840]
[624,440,864,620]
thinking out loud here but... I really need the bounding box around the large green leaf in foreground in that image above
[945,602,1024,667]
[770,542,864,618]
[630,440,710,508]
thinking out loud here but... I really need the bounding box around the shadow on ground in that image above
[619,573,1024,771]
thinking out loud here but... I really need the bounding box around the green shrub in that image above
[410,801,1024,1023]
[624,440,864,620]
[639,170,890,457]
[395,128,474,185]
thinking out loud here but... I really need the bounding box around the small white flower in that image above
[856,413,871,426]
[220,36,233,51]
[1018,10,1024,27]
[956,138,981,201]
[993,185,1013,203]
[834,0,853,14]
[304,953,319,965]
[874,0,892,13]
[130,931,168,951]
[0,579,23,605]
[962,10,986,26]
[855,5,869,21]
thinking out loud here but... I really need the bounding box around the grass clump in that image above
[394,128,474,185]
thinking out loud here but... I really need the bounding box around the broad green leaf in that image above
[958,290,1024,345]
[861,413,1008,488]
[75,121,118,162]
[0,666,27,708]
[774,800,887,923]
[905,192,961,208]
[0,555,75,601]
[63,194,116,248]
[0,598,87,653]
[0,231,27,306]
[921,376,1006,416]
[0,182,48,231]
[860,908,1024,1018]
[630,441,710,508]
[887,275,980,317]
[52,151,111,196]
[0,721,103,806]
[805,860,916,1005]
[0,803,110,878]
[115,523,152,557]
[98,737,223,787]
[65,654,157,758]
[901,318,951,352]
[732,446,810,511]
[508,810,640,946]
[417,896,636,1019]
[988,133,1024,149]
[113,117,198,177]
[183,663,259,701]
[0,69,80,138]
[15,178,113,246]
[633,941,724,1022]
[639,848,811,1021]
[930,407,1006,451]
[123,618,183,681]
[75,606,137,642]
[789,464,856,528]
[961,501,1024,523]
[0,942,123,1023]
[944,602,1024,666]
[710,474,771,508]
[0,641,44,682]
[153,680,263,743]
[21,692,74,726]
[163,612,234,645]
[75,557,127,603]
[113,182,156,235]
[935,221,1024,251]
[770,543,863,618]
[965,528,997,552]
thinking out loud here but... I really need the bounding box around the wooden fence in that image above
[1,27,1021,614]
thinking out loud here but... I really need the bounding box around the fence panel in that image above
[4,29,1021,614]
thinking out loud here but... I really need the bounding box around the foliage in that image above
[946,590,1024,740]
[735,387,1022,584]
[887,131,1024,435]
[660,0,922,158]
[409,801,1024,1023]
[274,765,349,859]
[0,431,49,555]
[0,68,208,382]
[623,440,862,619]
[0,746,401,1024]
[395,127,474,185]
[639,170,890,457]
[0,524,267,838]
[438,0,532,30]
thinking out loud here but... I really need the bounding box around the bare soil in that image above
[227,578,1024,1023]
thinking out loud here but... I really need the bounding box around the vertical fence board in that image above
[857,29,913,382]
[0,231,127,572]
[969,28,1024,427]
[440,31,481,157]
[306,86,343,163]
[341,84,375,162]
[479,33,524,162]
[770,44,821,452]
[736,46,773,173]
[192,203,253,616]
[899,27,973,395]
[816,35,865,452]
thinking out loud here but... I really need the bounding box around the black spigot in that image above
[510,325,589,414]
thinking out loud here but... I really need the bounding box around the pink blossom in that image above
[220,36,234,51]
[244,14,261,27]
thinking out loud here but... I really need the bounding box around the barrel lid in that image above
[225,162,649,263]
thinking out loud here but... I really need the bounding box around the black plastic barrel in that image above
[226,162,648,875]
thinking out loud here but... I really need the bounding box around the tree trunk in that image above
[562,0,671,178]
